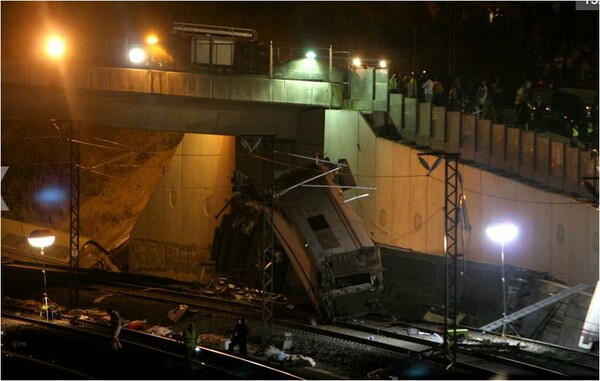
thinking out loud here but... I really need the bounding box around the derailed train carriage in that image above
[212,162,384,322]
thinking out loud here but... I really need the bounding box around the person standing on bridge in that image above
[389,73,399,93]
[228,316,250,356]
[107,308,123,350]
[422,76,434,103]
[514,79,533,129]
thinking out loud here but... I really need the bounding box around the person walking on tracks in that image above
[228,316,250,356]
[107,308,123,350]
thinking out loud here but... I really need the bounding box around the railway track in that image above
[0,309,301,380]
[2,264,598,379]
[335,318,599,378]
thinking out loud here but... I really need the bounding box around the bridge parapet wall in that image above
[2,60,343,108]
[382,96,598,202]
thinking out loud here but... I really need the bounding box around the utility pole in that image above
[412,27,417,75]
[412,27,418,97]
[443,153,460,370]
[239,134,275,347]
[51,119,81,308]
[418,152,461,371]
[261,135,275,347]
[447,3,457,77]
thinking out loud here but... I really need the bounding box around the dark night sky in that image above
[1,1,598,88]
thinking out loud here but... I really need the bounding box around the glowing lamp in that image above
[352,57,362,67]
[146,35,158,45]
[305,51,316,59]
[486,221,518,245]
[28,229,56,249]
[28,228,55,321]
[128,47,146,64]
[46,37,65,59]
[379,60,387,69]
[486,220,518,338]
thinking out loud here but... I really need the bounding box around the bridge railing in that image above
[1,59,344,109]
[389,94,598,202]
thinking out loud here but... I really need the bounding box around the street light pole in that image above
[412,27,418,97]
[28,229,56,321]
[486,221,518,339]
[500,242,507,338]
[40,247,49,319]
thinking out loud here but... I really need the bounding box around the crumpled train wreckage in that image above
[212,159,384,323]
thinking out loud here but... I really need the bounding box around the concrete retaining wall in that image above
[325,110,599,289]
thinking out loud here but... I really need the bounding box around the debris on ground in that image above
[3,296,63,319]
[147,325,176,338]
[198,334,230,350]
[93,294,113,304]
[127,319,150,331]
[262,345,316,367]
[167,304,188,323]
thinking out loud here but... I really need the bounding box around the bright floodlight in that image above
[46,37,65,59]
[305,50,316,59]
[486,221,518,245]
[28,229,56,249]
[379,60,387,69]
[129,47,146,64]
[352,57,362,67]
[147,35,158,45]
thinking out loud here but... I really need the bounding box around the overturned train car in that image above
[212,163,384,322]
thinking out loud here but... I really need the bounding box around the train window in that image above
[334,273,372,289]
[307,215,329,231]
[307,215,340,249]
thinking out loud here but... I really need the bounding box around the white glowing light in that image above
[486,221,518,245]
[28,229,56,249]
[46,37,65,59]
[129,48,146,64]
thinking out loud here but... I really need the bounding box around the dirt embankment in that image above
[1,120,183,250]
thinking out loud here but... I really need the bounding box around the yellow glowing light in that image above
[46,37,65,59]
[352,57,362,67]
[147,35,158,45]
[379,60,387,69]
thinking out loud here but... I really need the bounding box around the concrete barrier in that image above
[445,111,460,154]
[490,123,506,170]
[505,127,520,173]
[519,130,535,178]
[549,140,566,189]
[430,106,446,150]
[475,119,491,166]
[403,98,418,143]
[460,114,476,161]
[534,136,551,185]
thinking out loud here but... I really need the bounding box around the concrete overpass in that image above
[2,59,598,291]
[1,60,343,139]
